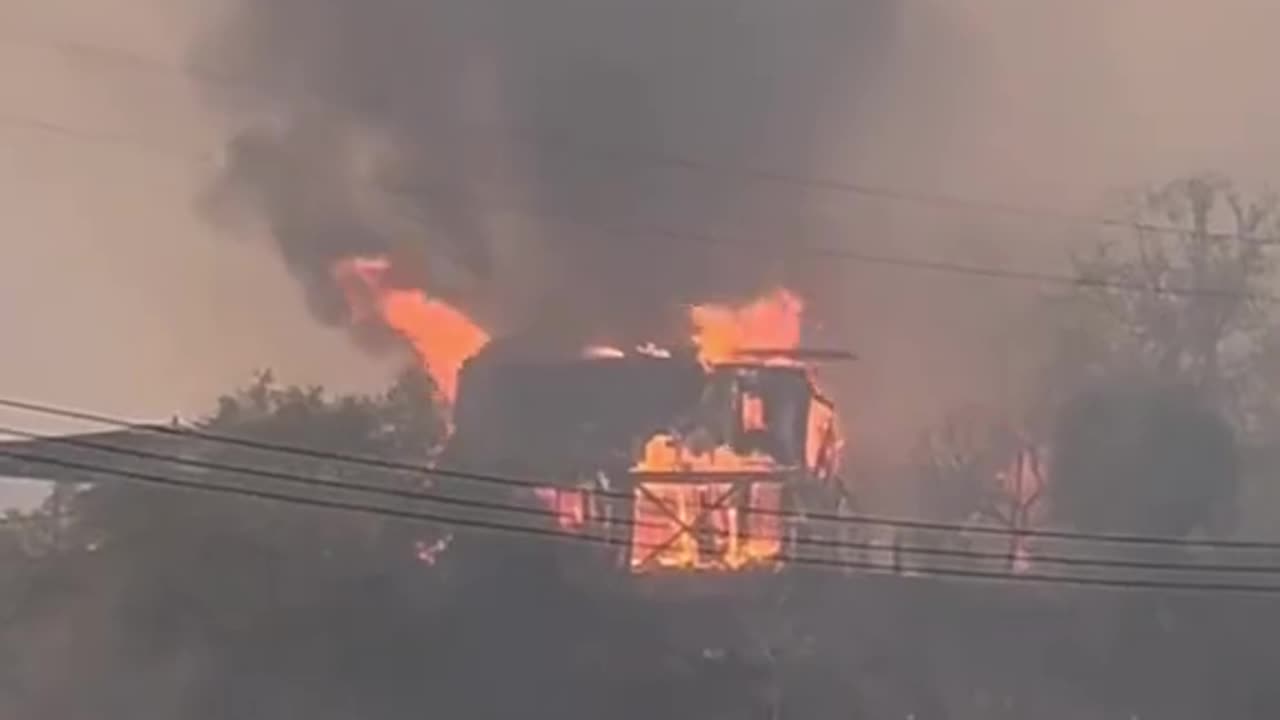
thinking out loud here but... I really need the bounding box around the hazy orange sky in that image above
[0,1,391,426]
[0,1,392,504]
[4,0,1280,505]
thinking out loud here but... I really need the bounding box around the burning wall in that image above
[625,362,841,573]
[631,481,785,572]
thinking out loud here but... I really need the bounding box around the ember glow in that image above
[607,288,844,573]
[998,446,1048,573]
[534,487,589,531]
[688,287,845,481]
[631,481,783,571]
[806,395,842,478]
[333,257,490,403]
[629,434,786,572]
[690,289,804,365]
[633,434,780,474]
[583,345,626,359]
[414,534,453,566]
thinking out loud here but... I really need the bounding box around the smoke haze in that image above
[7,4,1280,718]
[190,0,1280,470]
[0,0,392,460]
[7,0,1280,477]
[196,0,898,345]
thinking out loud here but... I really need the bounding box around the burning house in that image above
[334,260,852,575]
[0,259,851,584]
[446,341,846,574]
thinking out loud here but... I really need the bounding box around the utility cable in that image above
[0,107,1271,299]
[1,30,1272,245]
[4,422,1280,575]
[3,446,1280,595]
[2,396,1277,552]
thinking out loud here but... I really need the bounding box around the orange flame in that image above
[333,257,489,404]
[633,433,779,474]
[997,446,1048,573]
[629,434,784,572]
[622,286,828,573]
[583,345,626,359]
[691,288,845,480]
[533,487,589,531]
[690,289,804,365]
[631,482,783,572]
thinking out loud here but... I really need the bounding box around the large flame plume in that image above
[690,289,804,366]
[333,257,490,404]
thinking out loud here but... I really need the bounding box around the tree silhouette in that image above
[1050,378,1237,537]
[1065,174,1280,436]
[0,370,778,720]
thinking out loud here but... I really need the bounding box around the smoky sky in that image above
[195,0,897,344]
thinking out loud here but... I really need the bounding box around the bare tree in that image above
[1069,174,1280,435]
[905,406,1046,572]
[913,406,1022,522]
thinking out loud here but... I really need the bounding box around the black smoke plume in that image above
[196,0,897,345]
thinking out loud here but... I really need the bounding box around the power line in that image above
[1,107,1270,300]
[509,133,1280,245]
[618,217,1275,301]
[3,30,1277,246]
[383,182,1277,299]
[1,112,1273,296]
[0,111,205,160]
[0,33,169,72]
[0,423,668,531]
[3,396,1278,552]
[7,421,1280,577]
[3,445,1280,596]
